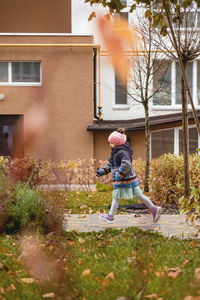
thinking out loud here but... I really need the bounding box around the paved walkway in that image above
[64,213,200,239]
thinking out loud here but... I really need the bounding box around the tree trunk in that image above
[182,61,190,198]
[144,103,150,192]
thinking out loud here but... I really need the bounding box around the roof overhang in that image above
[87,110,200,131]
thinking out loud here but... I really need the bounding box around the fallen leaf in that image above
[68,241,75,245]
[80,205,87,210]
[21,278,35,283]
[126,257,136,264]
[78,237,85,244]
[167,267,182,279]
[89,208,94,214]
[144,294,158,299]
[10,284,16,290]
[42,293,55,298]
[183,259,190,266]
[101,272,115,289]
[105,272,115,280]
[155,271,165,278]
[81,269,91,276]
[189,241,195,247]
[78,214,87,219]
[0,287,5,294]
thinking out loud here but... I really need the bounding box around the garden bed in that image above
[117,203,180,215]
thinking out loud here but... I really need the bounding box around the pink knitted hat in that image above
[108,131,127,146]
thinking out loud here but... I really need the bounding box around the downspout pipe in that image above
[93,48,99,120]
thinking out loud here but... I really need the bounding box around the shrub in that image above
[52,158,96,190]
[6,183,43,233]
[8,157,44,187]
[5,183,64,234]
[132,159,145,187]
[149,154,184,205]
[0,170,14,233]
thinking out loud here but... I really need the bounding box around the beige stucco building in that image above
[0,0,96,160]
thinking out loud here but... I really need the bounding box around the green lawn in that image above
[1,228,200,300]
[0,235,43,300]
[65,228,200,300]
[41,189,139,214]
[1,188,197,300]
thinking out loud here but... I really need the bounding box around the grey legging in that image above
[109,194,155,218]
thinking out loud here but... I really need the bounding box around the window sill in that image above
[0,82,42,86]
[152,105,200,111]
[152,106,182,111]
[112,105,130,110]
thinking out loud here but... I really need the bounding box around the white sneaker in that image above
[152,206,162,223]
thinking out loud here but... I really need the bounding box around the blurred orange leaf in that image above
[98,16,137,86]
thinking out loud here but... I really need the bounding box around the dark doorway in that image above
[0,115,23,157]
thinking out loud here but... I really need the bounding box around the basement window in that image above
[0,62,41,86]
[151,129,174,158]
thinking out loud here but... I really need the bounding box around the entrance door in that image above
[0,115,23,157]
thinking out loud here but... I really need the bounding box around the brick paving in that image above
[64,213,200,239]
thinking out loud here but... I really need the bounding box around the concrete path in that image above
[64,213,200,239]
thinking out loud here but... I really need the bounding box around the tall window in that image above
[197,61,200,105]
[153,60,171,105]
[179,11,200,29]
[179,127,198,154]
[0,62,41,85]
[153,60,197,106]
[176,62,193,105]
[115,74,127,105]
[151,129,174,158]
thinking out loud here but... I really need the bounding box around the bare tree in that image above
[126,10,170,192]
[150,1,200,197]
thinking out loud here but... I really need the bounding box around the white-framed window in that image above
[152,60,199,107]
[153,60,171,106]
[115,73,128,105]
[0,62,41,86]
[151,126,200,158]
[179,10,200,29]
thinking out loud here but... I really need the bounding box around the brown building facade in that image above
[0,0,71,33]
[0,0,97,160]
[0,34,94,160]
